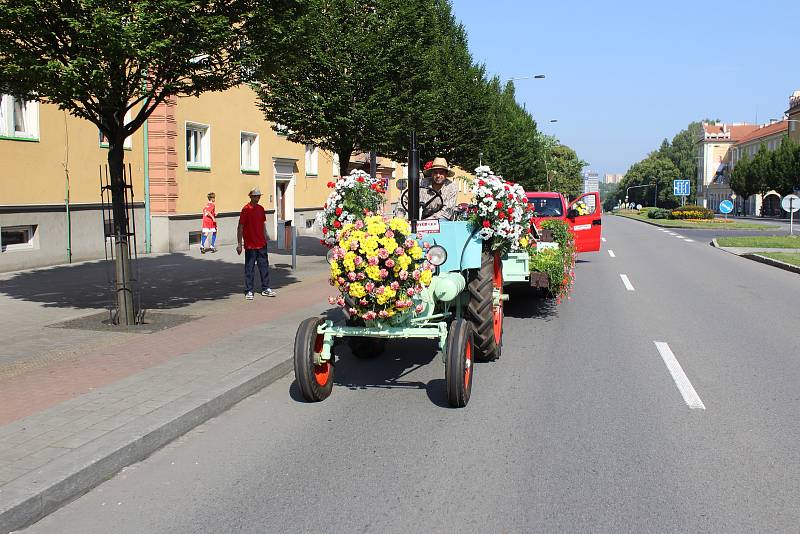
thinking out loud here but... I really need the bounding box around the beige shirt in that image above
[419,177,459,220]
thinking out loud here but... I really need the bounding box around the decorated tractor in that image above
[294,142,538,408]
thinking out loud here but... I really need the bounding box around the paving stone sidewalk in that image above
[0,239,335,532]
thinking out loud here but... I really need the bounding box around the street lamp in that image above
[506,74,546,81]
[625,183,656,207]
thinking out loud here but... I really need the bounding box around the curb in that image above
[615,213,779,231]
[0,356,293,533]
[743,253,800,275]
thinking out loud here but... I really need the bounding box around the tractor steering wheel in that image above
[400,187,445,219]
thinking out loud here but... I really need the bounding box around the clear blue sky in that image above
[450,0,800,177]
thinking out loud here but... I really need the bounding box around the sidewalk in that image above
[0,238,334,532]
[710,239,800,275]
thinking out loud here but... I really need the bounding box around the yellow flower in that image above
[349,282,366,298]
[366,265,382,281]
[420,269,432,286]
[398,255,412,270]
[376,287,396,305]
[343,251,357,272]
[408,245,423,260]
[350,230,365,242]
[381,237,399,251]
[330,261,342,278]
[389,218,410,234]
[519,237,528,249]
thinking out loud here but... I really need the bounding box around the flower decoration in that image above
[573,200,589,216]
[423,160,434,171]
[468,165,531,252]
[328,215,433,321]
[316,170,385,246]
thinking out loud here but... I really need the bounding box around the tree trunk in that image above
[338,147,353,176]
[108,138,136,325]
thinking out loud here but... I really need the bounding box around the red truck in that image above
[526,191,602,253]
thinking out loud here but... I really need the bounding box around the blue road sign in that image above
[673,179,691,196]
[719,200,734,214]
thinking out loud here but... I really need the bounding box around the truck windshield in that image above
[528,197,562,217]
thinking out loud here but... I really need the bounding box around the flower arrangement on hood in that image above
[469,166,531,252]
[327,215,433,321]
[316,170,385,246]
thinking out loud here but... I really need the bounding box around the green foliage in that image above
[616,154,681,208]
[528,248,563,294]
[731,136,800,203]
[648,208,670,219]
[599,181,619,211]
[530,219,576,298]
[670,205,713,219]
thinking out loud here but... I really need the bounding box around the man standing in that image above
[237,188,276,300]
[420,157,459,220]
[200,192,217,253]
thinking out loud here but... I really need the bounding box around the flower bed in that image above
[527,219,575,301]
[327,216,433,321]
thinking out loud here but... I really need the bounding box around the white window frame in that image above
[240,131,259,173]
[0,95,39,140]
[99,109,133,149]
[332,154,341,177]
[305,144,319,176]
[186,122,211,169]
[0,225,37,252]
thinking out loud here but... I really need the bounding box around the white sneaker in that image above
[246,291,254,300]
[261,288,276,297]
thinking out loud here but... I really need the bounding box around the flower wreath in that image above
[316,170,385,246]
[468,166,531,252]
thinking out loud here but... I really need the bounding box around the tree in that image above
[0,0,302,323]
[730,152,756,213]
[616,155,680,208]
[656,121,704,204]
[254,0,438,171]
[599,181,619,211]
[771,136,800,195]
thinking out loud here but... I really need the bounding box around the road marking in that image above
[667,232,677,235]
[608,250,616,257]
[684,239,694,242]
[620,274,634,291]
[601,237,607,242]
[654,341,705,410]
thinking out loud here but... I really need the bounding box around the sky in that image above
[450,0,800,177]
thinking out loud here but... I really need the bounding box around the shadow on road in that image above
[0,253,302,310]
[504,286,558,320]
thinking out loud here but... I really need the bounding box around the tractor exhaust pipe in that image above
[408,130,420,232]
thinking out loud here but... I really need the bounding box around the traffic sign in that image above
[673,180,691,196]
[719,200,734,214]
[781,194,800,213]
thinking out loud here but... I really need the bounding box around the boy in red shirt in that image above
[200,192,217,253]
[237,188,276,300]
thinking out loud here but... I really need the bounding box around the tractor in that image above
[293,136,507,408]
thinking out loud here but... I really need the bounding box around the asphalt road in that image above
[24,216,800,533]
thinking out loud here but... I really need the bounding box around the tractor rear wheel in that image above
[445,319,474,407]
[293,317,334,402]
[466,250,504,362]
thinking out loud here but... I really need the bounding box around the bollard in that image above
[292,225,297,270]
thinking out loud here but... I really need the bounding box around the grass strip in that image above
[756,252,800,266]
[716,235,800,248]
[615,212,778,230]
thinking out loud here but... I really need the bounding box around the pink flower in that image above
[360,299,369,306]
[347,272,357,281]
[395,247,405,256]
[385,230,394,238]
[336,297,345,307]
[364,311,377,320]
[354,256,363,266]
[404,239,415,248]
[390,281,400,291]
[414,304,424,313]
[385,258,395,268]
[376,286,385,295]
[422,241,431,249]
[417,232,423,239]
[412,270,421,280]
[328,296,336,304]
[355,220,364,229]
[378,310,389,319]
[348,308,357,315]
[357,272,366,280]
[399,270,409,280]
[365,281,375,292]
[337,277,345,286]
[350,241,359,251]
[406,288,415,297]
[368,256,379,266]
[379,269,389,279]
[378,248,389,259]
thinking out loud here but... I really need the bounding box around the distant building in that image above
[604,173,624,184]
[787,90,800,145]
[695,122,758,209]
[582,170,599,193]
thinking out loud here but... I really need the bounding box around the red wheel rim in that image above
[464,338,472,389]
[312,334,331,386]
[492,253,504,343]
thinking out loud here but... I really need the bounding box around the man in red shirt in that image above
[200,192,217,253]
[237,188,276,300]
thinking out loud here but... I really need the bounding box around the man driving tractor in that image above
[420,157,459,220]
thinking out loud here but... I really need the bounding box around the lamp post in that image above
[505,74,546,81]
[625,183,655,208]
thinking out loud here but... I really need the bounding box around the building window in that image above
[0,95,39,140]
[305,144,319,176]
[240,132,259,173]
[1,225,36,252]
[99,110,133,149]
[186,122,211,169]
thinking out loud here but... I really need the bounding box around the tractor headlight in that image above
[326,248,336,264]
[427,245,447,266]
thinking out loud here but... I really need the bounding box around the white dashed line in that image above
[620,274,634,291]
[601,237,607,242]
[654,341,705,410]
[608,250,616,257]
[684,239,694,242]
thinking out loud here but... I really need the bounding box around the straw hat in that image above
[424,157,455,177]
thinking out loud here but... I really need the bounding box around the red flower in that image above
[356,177,365,183]
[496,201,504,209]
[335,207,343,216]
[499,212,506,220]
[322,227,328,234]
[423,160,434,170]
[507,207,514,214]
[333,220,342,229]
[482,220,491,228]
[327,181,335,188]
[478,180,485,187]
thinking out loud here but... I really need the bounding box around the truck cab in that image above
[526,191,602,253]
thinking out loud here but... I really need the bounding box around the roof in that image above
[700,123,759,143]
[526,192,564,199]
[735,121,788,145]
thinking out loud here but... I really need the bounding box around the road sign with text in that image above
[673,180,691,196]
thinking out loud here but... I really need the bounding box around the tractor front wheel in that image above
[293,317,334,402]
[467,251,504,362]
[445,318,474,407]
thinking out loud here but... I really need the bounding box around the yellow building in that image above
[787,90,800,144]
[0,94,146,271]
[729,119,789,216]
[695,122,757,210]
